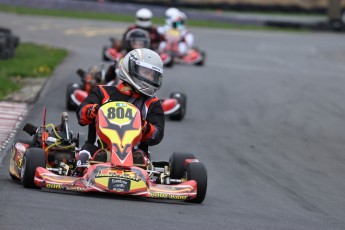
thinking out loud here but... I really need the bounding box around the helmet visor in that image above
[129,38,149,49]
[129,58,163,88]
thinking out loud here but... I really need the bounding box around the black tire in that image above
[12,35,20,48]
[169,152,196,179]
[21,148,46,188]
[195,51,206,66]
[102,46,110,61]
[169,92,187,121]
[66,83,80,111]
[76,132,86,149]
[164,54,174,67]
[9,172,19,181]
[186,162,207,203]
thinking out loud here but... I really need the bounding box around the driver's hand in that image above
[142,118,148,135]
[86,104,100,120]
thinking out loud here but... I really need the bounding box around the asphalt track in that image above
[1,12,345,230]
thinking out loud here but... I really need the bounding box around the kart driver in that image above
[158,10,194,57]
[121,8,163,51]
[76,48,165,175]
[105,28,151,84]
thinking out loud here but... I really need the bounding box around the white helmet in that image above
[119,48,163,97]
[171,12,185,29]
[179,11,187,25]
[165,7,180,26]
[136,8,152,28]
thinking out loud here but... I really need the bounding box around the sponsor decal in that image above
[149,193,188,200]
[65,187,86,192]
[46,184,62,189]
[13,150,23,169]
[95,170,140,182]
[108,178,130,192]
[116,103,127,107]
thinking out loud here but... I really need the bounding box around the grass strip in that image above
[0,42,68,100]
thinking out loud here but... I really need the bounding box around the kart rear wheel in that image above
[186,162,207,203]
[102,46,110,61]
[164,54,175,68]
[9,172,19,180]
[169,152,196,179]
[66,83,80,111]
[169,92,187,121]
[21,147,46,188]
[76,132,86,149]
[195,51,206,66]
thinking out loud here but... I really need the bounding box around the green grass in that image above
[0,42,68,99]
[0,4,308,32]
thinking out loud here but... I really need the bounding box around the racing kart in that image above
[13,102,208,203]
[159,28,206,66]
[9,108,85,186]
[66,68,187,121]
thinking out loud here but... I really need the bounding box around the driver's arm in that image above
[76,86,103,126]
[141,98,165,146]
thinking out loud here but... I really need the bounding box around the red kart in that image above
[159,29,206,66]
[66,68,187,121]
[9,103,207,203]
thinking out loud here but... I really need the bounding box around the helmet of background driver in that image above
[136,8,153,28]
[124,28,151,51]
[165,7,180,26]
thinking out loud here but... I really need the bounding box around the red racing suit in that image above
[76,82,165,155]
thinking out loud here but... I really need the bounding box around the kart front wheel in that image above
[169,152,196,179]
[169,92,187,121]
[66,83,80,111]
[21,147,46,188]
[186,162,207,203]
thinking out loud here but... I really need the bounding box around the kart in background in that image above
[159,29,206,66]
[15,102,208,203]
[66,69,187,121]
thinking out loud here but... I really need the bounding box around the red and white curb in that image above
[0,101,28,153]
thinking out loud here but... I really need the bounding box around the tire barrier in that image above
[0,27,20,60]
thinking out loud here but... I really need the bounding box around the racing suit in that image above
[76,82,165,158]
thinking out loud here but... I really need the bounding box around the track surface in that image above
[1,12,345,230]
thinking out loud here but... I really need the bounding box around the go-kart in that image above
[16,102,208,203]
[9,108,85,187]
[159,28,206,66]
[66,68,187,121]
